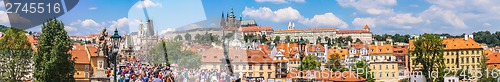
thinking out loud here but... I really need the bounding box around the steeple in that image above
[221,12,226,28]
[364,24,370,31]
[229,8,235,18]
[288,21,295,30]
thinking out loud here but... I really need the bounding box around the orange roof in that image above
[87,45,99,56]
[26,35,38,51]
[246,50,275,63]
[308,44,325,52]
[442,38,482,50]
[200,48,251,63]
[275,28,336,33]
[348,43,368,56]
[337,30,370,34]
[368,44,393,55]
[364,24,370,29]
[328,48,349,60]
[277,43,300,58]
[239,26,273,32]
[71,45,91,64]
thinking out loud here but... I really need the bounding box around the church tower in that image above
[364,24,370,31]
[221,12,226,29]
[288,21,295,30]
[227,8,236,28]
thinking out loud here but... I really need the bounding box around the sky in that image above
[0,0,499,35]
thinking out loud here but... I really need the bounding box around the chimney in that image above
[348,41,351,46]
[468,34,474,39]
[375,41,378,46]
[464,35,468,40]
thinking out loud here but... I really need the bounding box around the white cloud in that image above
[483,23,492,27]
[336,0,396,15]
[242,7,304,23]
[135,0,162,8]
[352,17,375,28]
[160,28,175,34]
[299,13,348,28]
[64,26,77,31]
[388,13,423,25]
[255,0,305,3]
[81,19,101,27]
[0,11,9,24]
[88,7,97,10]
[108,17,141,30]
[420,6,467,28]
[243,7,347,28]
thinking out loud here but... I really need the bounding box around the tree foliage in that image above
[285,36,291,43]
[299,55,320,70]
[326,53,345,71]
[409,34,445,82]
[274,36,280,43]
[0,28,33,82]
[150,41,201,69]
[33,19,75,82]
[184,33,191,41]
[174,35,183,41]
[354,60,374,82]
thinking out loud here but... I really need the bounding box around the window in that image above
[447,59,450,64]
[467,58,469,63]
[260,64,263,70]
[392,65,395,69]
[386,65,388,69]
[379,65,382,70]
[85,65,90,70]
[249,72,253,77]
[461,58,464,63]
[235,65,239,70]
[259,72,264,77]
[243,72,247,77]
[268,72,272,78]
[268,64,272,70]
[249,65,253,70]
[477,58,480,63]
[472,58,475,63]
[451,59,454,63]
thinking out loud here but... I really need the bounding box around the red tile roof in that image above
[308,44,325,52]
[71,45,91,64]
[442,38,482,50]
[239,26,273,32]
[275,28,337,33]
[337,30,370,34]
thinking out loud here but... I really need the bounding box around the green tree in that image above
[299,55,320,70]
[260,34,268,43]
[195,33,201,41]
[285,36,291,43]
[184,33,191,41]
[479,52,495,81]
[174,35,183,41]
[346,36,353,43]
[274,36,280,43]
[410,34,445,82]
[0,28,33,82]
[354,60,374,82]
[33,19,75,82]
[355,38,362,43]
[150,41,201,69]
[326,53,345,71]
[316,36,322,43]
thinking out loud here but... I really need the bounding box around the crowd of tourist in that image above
[106,61,240,82]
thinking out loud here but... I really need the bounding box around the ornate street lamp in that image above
[110,28,122,82]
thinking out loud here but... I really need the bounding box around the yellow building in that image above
[200,48,277,81]
[409,36,483,77]
[70,44,92,82]
[368,42,399,82]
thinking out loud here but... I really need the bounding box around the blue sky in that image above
[0,0,499,35]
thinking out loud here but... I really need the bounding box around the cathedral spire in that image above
[229,8,235,18]
[221,11,226,28]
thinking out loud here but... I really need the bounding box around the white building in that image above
[273,22,373,44]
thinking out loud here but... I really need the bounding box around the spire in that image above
[221,11,226,28]
[229,8,235,18]
[239,14,242,21]
[364,24,370,31]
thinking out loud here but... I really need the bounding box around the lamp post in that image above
[110,28,122,82]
